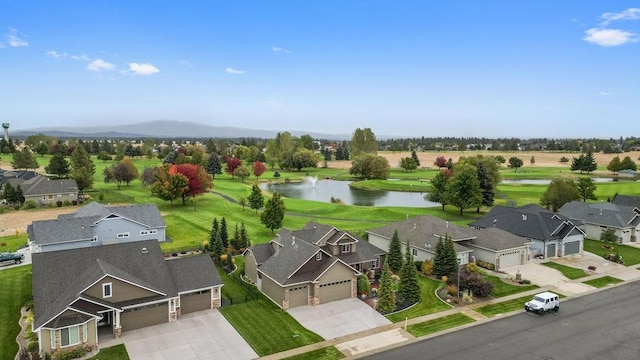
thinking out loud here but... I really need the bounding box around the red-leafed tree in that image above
[226,157,242,179]
[434,156,447,168]
[171,163,213,205]
[252,161,266,180]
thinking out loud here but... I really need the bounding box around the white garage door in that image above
[319,279,352,304]
[564,241,580,256]
[497,251,521,269]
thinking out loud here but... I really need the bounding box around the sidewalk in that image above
[258,262,640,360]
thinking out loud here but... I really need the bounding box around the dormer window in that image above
[316,252,322,261]
[102,283,112,298]
[341,244,351,253]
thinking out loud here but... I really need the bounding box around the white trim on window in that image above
[316,252,322,261]
[341,244,351,253]
[103,282,112,298]
[50,329,55,349]
[91,236,98,242]
[60,325,80,348]
[116,232,130,239]
[83,323,87,342]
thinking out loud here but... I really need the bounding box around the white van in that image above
[524,291,559,315]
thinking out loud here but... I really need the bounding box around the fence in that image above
[221,272,260,305]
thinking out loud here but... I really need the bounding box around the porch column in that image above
[113,311,122,339]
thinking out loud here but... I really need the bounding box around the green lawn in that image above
[86,344,130,360]
[475,295,531,317]
[386,275,450,323]
[485,275,539,298]
[406,313,475,337]
[583,276,624,288]
[0,234,28,252]
[541,262,588,280]
[282,346,345,360]
[219,296,323,356]
[583,239,640,266]
[0,266,32,360]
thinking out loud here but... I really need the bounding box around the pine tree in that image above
[231,223,241,251]
[239,222,250,248]
[443,235,459,277]
[387,229,403,274]
[2,182,16,206]
[411,150,420,167]
[260,192,286,234]
[248,184,264,214]
[377,260,396,314]
[433,236,450,278]
[399,240,421,303]
[220,217,229,249]
[225,251,234,272]
[209,218,223,263]
[15,185,25,206]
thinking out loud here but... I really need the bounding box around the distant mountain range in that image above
[12,120,353,140]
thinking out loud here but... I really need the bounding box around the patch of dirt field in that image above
[327,151,640,170]
[0,207,77,237]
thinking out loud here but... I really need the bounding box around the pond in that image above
[260,178,440,208]
[500,178,614,185]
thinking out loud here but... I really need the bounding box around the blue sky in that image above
[1,1,639,138]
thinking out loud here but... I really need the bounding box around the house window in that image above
[60,326,80,347]
[69,193,75,197]
[140,229,158,236]
[372,257,380,269]
[117,232,130,238]
[316,252,322,261]
[103,283,112,298]
[48,195,54,200]
[341,244,351,253]
[91,236,98,242]
[412,249,418,256]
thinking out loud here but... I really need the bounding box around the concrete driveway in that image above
[119,310,257,360]
[288,298,391,340]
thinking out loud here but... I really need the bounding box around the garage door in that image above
[318,280,351,304]
[181,290,211,314]
[288,285,309,308]
[497,251,520,269]
[564,241,580,256]
[121,303,168,332]
[546,243,556,258]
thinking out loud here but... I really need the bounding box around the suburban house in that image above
[367,215,531,270]
[559,201,640,244]
[471,204,585,258]
[612,194,640,209]
[3,173,78,206]
[32,240,223,358]
[0,169,37,187]
[27,202,167,253]
[244,222,386,310]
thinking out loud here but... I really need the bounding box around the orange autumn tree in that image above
[151,163,212,205]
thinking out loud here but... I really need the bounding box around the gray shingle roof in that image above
[612,194,640,208]
[8,175,78,196]
[471,205,578,242]
[257,229,323,285]
[32,240,177,329]
[166,255,222,293]
[247,243,274,264]
[332,239,386,265]
[558,201,640,229]
[74,202,166,228]
[459,227,531,251]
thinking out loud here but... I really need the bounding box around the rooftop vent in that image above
[413,223,416,230]
[426,243,432,250]
[522,214,527,221]
[292,236,296,245]
[141,247,148,254]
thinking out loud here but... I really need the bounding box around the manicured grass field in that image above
[583,276,624,288]
[86,344,130,360]
[219,296,323,356]
[485,275,539,298]
[583,239,640,266]
[405,313,475,337]
[475,295,531,317]
[282,346,345,360]
[386,275,450,323]
[0,266,32,360]
[349,179,431,192]
[541,262,588,280]
[0,234,28,252]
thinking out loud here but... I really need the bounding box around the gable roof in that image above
[7,175,78,196]
[0,169,38,186]
[32,240,177,330]
[470,204,580,241]
[246,243,274,265]
[558,201,640,229]
[166,255,223,293]
[612,194,640,209]
[28,202,166,246]
[459,227,531,251]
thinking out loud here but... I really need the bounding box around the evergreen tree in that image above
[377,260,396,314]
[210,218,220,244]
[45,152,70,177]
[411,150,420,167]
[2,182,16,206]
[387,230,403,274]
[231,223,241,251]
[15,185,25,206]
[206,153,223,178]
[248,184,264,214]
[220,217,229,249]
[225,251,234,272]
[11,147,39,170]
[399,240,421,303]
[239,222,250,248]
[260,192,286,234]
[209,218,224,263]
[433,236,447,278]
[70,145,96,192]
[433,235,458,278]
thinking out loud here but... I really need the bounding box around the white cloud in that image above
[179,60,194,68]
[70,54,91,61]
[46,50,67,59]
[128,62,159,75]
[225,67,247,74]
[272,46,290,54]
[596,91,610,96]
[583,28,636,47]
[601,8,640,26]
[5,27,29,47]
[87,59,115,72]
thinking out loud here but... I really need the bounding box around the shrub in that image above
[18,348,29,360]
[27,340,39,352]
[465,262,482,274]
[0,242,6,247]
[357,274,371,295]
[446,284,458,296]
[422,260,433,276]
[560,156,569,163]
[31,351,42,360]
[71,200,78,205]
[98,192,104,201]
[414,260,423,272]
[476,260,495,271]
[14,204,20,210]
[56,201,63,207]
[24,200,37,209]
[519,279,531,284]
[63,200,71,206]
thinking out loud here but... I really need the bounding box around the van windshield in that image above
[533,296,545,302]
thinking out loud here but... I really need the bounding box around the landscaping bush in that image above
[18,348,29,360]
[357,274,371,295]
[56,201,63,207]
[63,200,71,206]
[24,200,37,209]
[455,267,494,297]
[28,340,39,352]
[476,260,495,271]
[519,279,531,285]
[71,199,78,205]
[414,260,423,272]
[421,260,433,276]
[31,350,42,360]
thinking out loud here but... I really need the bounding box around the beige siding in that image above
[121,302,168,331]
[83,276,157,303]
[261,275,285,307]
[86,319,97,347]
[318,261,355,284]
[244,252,258,283]
[40,328,52,354]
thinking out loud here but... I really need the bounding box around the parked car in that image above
[0,252,25,265]
[525,291,559,315]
